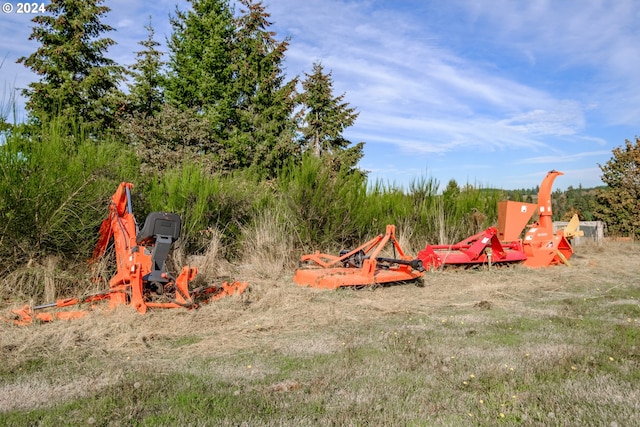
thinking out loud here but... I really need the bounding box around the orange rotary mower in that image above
[5,182,249,325]
[293,224,425,289]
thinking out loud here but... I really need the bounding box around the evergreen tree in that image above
[17,0,124,129]
[164,0,237,167]
[230,0,299,176]
[165,0,235,117]
[126,19,164,116]
[299,62,363,171]
[165,0,299,176]
[442,179,460,213]
[121,20,218,176]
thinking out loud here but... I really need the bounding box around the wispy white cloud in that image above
[457,0,640,124]
[500,101,586,136]
[518,150,613,165]
[267,0,637,189]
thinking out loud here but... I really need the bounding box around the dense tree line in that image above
[0,0,638,277]
[16,0,364,179]
[0,0,370,272]
[504,185,603,222]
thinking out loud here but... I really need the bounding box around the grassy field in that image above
[1,241,639,426]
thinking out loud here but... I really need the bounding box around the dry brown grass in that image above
[239,209,296,280]
[0,240,639,425]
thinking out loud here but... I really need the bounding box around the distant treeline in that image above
[505,185,605,222]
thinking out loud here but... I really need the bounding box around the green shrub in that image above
[276,155,503,253]
[143,165,262,255]
[278,155,369,251]
[0,119,139,270]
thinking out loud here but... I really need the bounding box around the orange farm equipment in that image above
[6,182,248,325]
[293,224,425,290]
[418,170,578,270]
[417,226,527,270]
[514,170,575,267]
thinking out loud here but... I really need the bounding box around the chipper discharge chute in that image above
[499,170,576,268]
[293,224,425,290]
[5,182,249,325]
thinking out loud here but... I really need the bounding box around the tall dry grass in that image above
[239,208,296,280]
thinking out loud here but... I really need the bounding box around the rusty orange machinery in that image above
[6,182,249,325]
[293,224,425,290]
[417,170,575,270]
[498,170,574,268]
[416,226,528,270]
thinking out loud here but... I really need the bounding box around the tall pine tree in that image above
[164,0,237,169]
[18,0,124,129]
[165,0,299,176]
[299,62,364,171]
[119,18,215,176]
[230,0,299,176]
[165,0,235,118]
[126,19,164,117]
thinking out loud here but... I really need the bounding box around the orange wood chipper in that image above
[499,170,580,268]
[5,182,249,325]
[417,170,581,270]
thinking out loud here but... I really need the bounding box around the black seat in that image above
[137,212,181,246]
[136,212,182,284]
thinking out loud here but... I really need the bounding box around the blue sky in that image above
[2,0,639,190]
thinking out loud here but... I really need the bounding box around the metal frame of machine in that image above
[294,224,425,289]
[6,182,249,325]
